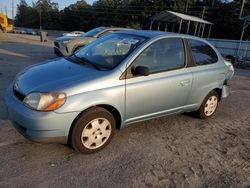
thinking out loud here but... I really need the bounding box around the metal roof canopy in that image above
[237,15,250,59]
[150,10,213,38]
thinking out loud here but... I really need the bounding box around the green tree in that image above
[33,0,60,29]
[15,0,37,27]
[60,0,92,31]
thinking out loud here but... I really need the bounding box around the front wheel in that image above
[195,91,219,119]
[69,107,116,154]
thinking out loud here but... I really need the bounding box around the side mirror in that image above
[132,66,150,76]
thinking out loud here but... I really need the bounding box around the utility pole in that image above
[5,6,7,16]
[39,8,42,31]
[36,1,42,31]
[185,0,189,13]
[201,6,206,19]
[12,0,14,20]
[239,0,246,18]
[12,0,15,26]
[198,6,206,37]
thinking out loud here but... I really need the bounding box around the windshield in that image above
[74,33,147,69]
[83,27,105,37]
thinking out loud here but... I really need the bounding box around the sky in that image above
[0,0,95,19]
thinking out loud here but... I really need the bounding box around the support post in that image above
[165,23,169,31]
[179,19,183,33]
[237,19,247,58]
[194,22,198,36]
[157,22,160,31]
[201,24,205,38]
[208,25,212,38]
[186,20,191,34]
[240,20,247,42]
[197,24,201,37]
[150,20,153,30]
[240,0,246,18]
[198,6,206,37]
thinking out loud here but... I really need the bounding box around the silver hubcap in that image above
[204,95,218,116]
[81,118,111,149]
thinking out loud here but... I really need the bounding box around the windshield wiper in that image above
[79,56,101,70]
[70,55,101,70]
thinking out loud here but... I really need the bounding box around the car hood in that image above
[14,58,102,95]
[56,36,93,42]
[55,36,93,42]
[55,36,78,42]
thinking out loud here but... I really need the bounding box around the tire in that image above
[195,91,219,119]
[69,107,116,154]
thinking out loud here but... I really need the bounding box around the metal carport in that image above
[150,10,213,38]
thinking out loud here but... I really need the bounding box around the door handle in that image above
[180,79,190,86]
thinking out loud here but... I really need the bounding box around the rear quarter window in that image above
[188,39,218,65]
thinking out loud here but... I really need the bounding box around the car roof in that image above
[115,30,207,41]
[116,30,166,38]
[103,27,133,31]
[92,27,133,37]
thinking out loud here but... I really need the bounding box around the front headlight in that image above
[23,92,66,112]
[62,40,70,44]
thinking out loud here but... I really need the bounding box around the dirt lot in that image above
[0,33,250,188]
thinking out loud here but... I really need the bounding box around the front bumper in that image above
[5,85,79,144]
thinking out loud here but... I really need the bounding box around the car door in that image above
[124,38,193,124]
[186,39,225,106]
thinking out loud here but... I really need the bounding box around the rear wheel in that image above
[69,107,116,154]
[195,91,219,119]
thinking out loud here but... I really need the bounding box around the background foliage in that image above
[14,0,250,40]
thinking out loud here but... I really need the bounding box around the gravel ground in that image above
[0,33,250,188]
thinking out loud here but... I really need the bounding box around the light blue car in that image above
[5,30,234,153]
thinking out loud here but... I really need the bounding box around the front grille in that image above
[13,88,25,101]
[54,41,59,48]
[54,48,63,57]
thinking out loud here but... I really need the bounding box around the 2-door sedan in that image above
[5,30,234,153]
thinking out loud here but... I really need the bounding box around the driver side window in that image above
[133,38,185,73]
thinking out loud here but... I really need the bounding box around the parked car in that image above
[13,29,22,34]
[25,29,37,35]
[5,30,234,154]
[62,31,85,37]
[54,27,132,57]
[14,29,26,34]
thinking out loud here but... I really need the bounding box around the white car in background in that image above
[14,29,27,34]
[62,31,85,37]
